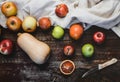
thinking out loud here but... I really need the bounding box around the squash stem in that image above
[17,33,22,36]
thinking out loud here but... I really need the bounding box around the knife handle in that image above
[98,58,118,70]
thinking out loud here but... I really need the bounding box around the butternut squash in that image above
[17,33,50,64]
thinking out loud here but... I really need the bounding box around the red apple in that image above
[55,4,69,18]
[93,31,105,44]
[6,16,22,32]
[1,1,17,17]
[39,17,51,30]
[63,44,74,56]
[0,39,13,55]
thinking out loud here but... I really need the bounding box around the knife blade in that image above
[82,58,118,78]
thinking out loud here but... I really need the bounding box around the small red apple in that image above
[0,39,13,55]
[93,31,105,44]
[63,44,74,56]
[6,16,22,32]
[39,17,51,30]
[1,1,17,17]
[55,4,69,18]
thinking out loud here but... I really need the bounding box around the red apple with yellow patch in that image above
[6,16,22,32]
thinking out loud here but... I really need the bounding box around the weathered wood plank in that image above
[0,26,120,82]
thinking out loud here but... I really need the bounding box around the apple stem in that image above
[6,4,10,8]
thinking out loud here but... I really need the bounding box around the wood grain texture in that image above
[0,26,120,82]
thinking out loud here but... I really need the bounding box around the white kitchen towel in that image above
[0,0,120,36]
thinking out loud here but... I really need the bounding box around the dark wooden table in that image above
[0,26,120,82]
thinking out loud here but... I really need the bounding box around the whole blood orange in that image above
[69,24,84,40]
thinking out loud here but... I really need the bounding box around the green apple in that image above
[81,43,94,57]
[52,25,64,39]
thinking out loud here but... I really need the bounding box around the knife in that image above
[82,58,118,78]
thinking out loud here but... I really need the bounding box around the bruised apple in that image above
[0,39,13,55]
[22,16,37,32]
[1,1,17,17]
[6,16,22,32]
[55,4,69,18]
[39,17,51,30]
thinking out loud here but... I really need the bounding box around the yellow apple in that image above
[1,1,17,17]
[22,16,37,32]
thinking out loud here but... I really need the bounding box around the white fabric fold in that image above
[0,0,120,37]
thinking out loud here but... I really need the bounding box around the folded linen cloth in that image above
[0,0,120,37]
